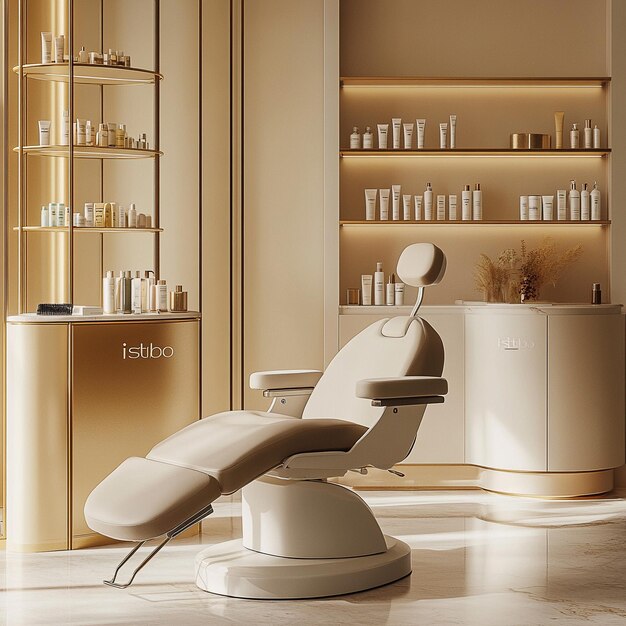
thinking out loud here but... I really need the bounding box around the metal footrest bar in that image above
[103,503,215,589]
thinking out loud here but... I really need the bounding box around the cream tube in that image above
[41,32,52,64]
[38,120,51,145]
[403,123,414,149]
[557,189,567,220]
[439,123,448,149]
[391,184,402,220]
[392,118,402,149]
[414,195,423,220]
[436,195,446,220]
[402,194,412,220]
[449,114,457,149]
[542,195,554,220]
[377,124,389,149]
[364,189,377,221]
[361,275,373,306]
[54,35,64,63]
[76,119,86,145]
[379,188,390,220]
[416,119,425,149]
[554,111,565,149]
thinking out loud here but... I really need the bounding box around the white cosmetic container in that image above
[131,271,143,313]
[541,195,554,220]
[403,123,414,149]
[65,206,70,227]
[439,123,448,149]
[60,110,69,145]
[593,125,601,149]
[41,32,52,64]
[117,205,127,228]
[569,180,580,220]
[584,120,593,149]
[76,119,86,145]
[97,123,108,147]
[363,126,373,149]
[570,123,580,149]
[107,122,117,147]
[137,213,146,228]
[364,189,377,221]
[414,195,423,220]
[401,194,411,220]
[557,189,567,220]
[103,271,116,314]
[391,185,401,220]
[350,126,360,149]
[128,203,137,228]
[41,205,49,227]
[377,124,389,149]
[85,120,94,146]
[156,280,168,312]
[116,124,126,148]
[528,195,540,221]
[416,119,425,149]
[423,183,433,220]
[472,183,482,220]
[519,195,529,220]
[49,203,57,227]
[449,114,457,148]
[391,118,402,149]
[94,203,105,227]
[590,182,601,220]
[394,282,404,306]
[448,194,457,220]
[84,202,94,227]
[361,275,373,306]
[38,120,51,146]
[78,46,88,63]
[54,35,64,63]
[374,262,384,305]
[462,185,471,220]
[580,184,590,220]
[386,275,395,306]
[436,195,446,220]
[57,202,66,227]
[379,189,390,220]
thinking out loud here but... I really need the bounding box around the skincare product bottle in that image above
[424,183,433,220]
[391,185,401,220]
[61,110,69,145]
[104,203,112,227]
[361,275,373,306]
[142,271,154,312]
[554,111,564,149]
[156,279,168,312]
[581,183,590,220]
[448,194,457,220]
[593,125,601,149]
[416,119,425,149]
[542,195,554,221]
[472,183,482,220]
[96,123,108,147]
[379,189,390,220]
[402,194,412,220]
[584,119,593,149]
[76,119,86,145]
[41,205,49,227]
[78,46,88,63]
[592,283,602,305]
[449,114,457,149]
[116,124,126,148]
[110,50,118,65]
[363,126,373,149]
[350,126,360,149]
[386,273,395,306]
[394,281,404,306]
[84,202,94,227]
[115,271,124,311]
[41,32,52,64]
[391,118,402,149]
[519,195,529,220]
[439,122,448,149]
[57,202,66,227]
[94,202,105,227]
[137,213,146,228]
[462,185,471,220]
[436,195,446,220]
[377,124,389,149]
[365,189,377,220]
[414,195,423,220]
[103,271,116,314]
[85,120,94,146]
[131,271,143,313]
[569,180,580,220]
[557,189,567,220]
[169,285,188,312]
[528,195,541,221]
[38,120,51,146]
[374,262,384,306]
[54,35,64,63]
[590,182,601,220]
[570,123,580,149]
[107,122,117,147]
[122,270,132,313]
[117,205,127,228]
[49,202,57,227]
[128,203,137,228]
[65,206,70,227]
[403,123,414,149]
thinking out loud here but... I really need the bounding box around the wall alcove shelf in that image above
[340,149,610,157]
[14,226,163,233]
[340,220,611,226]
[13,62,162,85]
[14,145,161,159]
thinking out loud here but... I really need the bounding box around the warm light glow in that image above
[340,151,609,159]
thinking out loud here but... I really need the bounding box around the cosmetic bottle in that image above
[137,213,147,229]
[392,185,401,220]
[394,281,404,306]
[403,123,414,149]
[414,195,423,220]
[94,202,105,227]
[54,35,64,63]
[448,195,457,220]
[145,215,152,228]
[379,189,390,220]
[386,273,395,306]
[591,182,601,220]
[41,32,52,64]
[117,51,125,67]
[554,111,564,149]
[472,183,482,220]
[41,205,49,227]
[593,125,601,149]
[76,119,86,145]
[363,126,373,149]
[542,195,554,221]
[377,124,389,149]
[361,275,372,306]
[78,46,88,63]
[402,194,412,220]
[121,271,132,313]
[556,190,567,221]
[519,196,529,220]
[436,195,446,221]
[439,123,448,149]
[374,262,384,306]
[85,120,94,146]
[57,202,66,227]
[131,271,143,314]
[124,55,131,68]
[84,202,94,227]
[416,119,425,149]
[139,133,148,149]
[61,110,69,145]
[49,202,57,227]
[364,189,377,220]
[584,120,593,149]
[142,271,154,312]
[65,206,71,227]
[103,203,112,228]
[38,120,51,146]
[114,271,124,312]
[569,180,580,220]
[169,285,188,312]
[96,123,108,147]
[116,124,126,148]
[581,183,590,220]
[392,118,402,149]
[350,126,360,149]
[156,279,168,312]
[103,271,116,314]
[570,123,580,149]
[449,115,457,149]
[107,122,117,147]
[592,283,602,305]
[424,183,434,220]
[128,203,137,228]
[462,185,471,220]
[528,196,540,221]
[117,205,127,228]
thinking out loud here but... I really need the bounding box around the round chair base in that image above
[195,536,411,599]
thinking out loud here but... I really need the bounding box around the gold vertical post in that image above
[153,0,160,278]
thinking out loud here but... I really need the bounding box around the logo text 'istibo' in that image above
[122,342,174,359]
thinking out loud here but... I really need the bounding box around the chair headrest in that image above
[397,243,446,287]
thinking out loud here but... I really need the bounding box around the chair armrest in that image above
[249,369,323,391]
[356,376,448,401]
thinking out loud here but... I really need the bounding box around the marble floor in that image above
[2,489,626,625]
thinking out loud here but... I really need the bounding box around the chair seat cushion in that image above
[147,411,368,493]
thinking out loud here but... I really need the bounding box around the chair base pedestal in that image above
[194,536,411,599]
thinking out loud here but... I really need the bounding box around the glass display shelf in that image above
[340,149,610,158]
[13,62,162,86]
[14,226,163,233]
[339,220,611,226]
[14,145,162,159]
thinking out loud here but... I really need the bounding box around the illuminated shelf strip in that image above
[14,145,162,159]
[340,76,610,88]
[13,63,162,86]
[340,220,610,226]
[340,149,610,158]
[15,226,163,233]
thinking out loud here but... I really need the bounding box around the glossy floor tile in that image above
[2,489,626,625]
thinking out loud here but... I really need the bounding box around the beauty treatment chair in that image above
[84,242,448,599]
